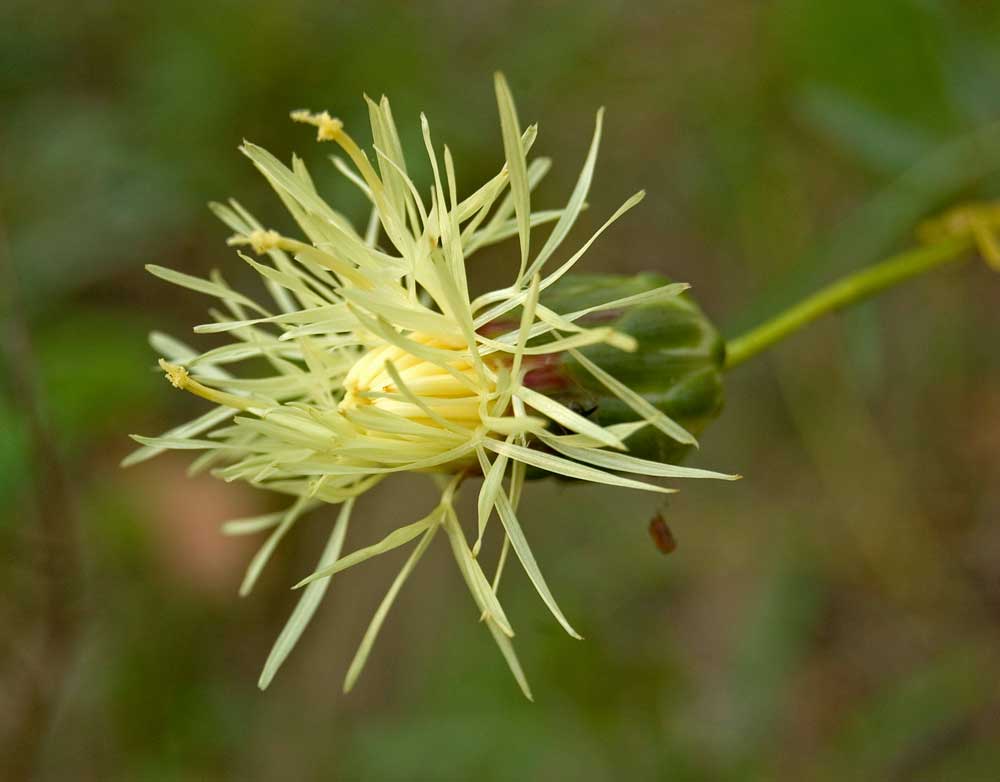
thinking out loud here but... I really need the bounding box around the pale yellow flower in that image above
[127,74,736,697]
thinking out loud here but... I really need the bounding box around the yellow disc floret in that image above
[340,333,494,426]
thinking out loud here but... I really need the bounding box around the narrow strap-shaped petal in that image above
[258,498,354,689]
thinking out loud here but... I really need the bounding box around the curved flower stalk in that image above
[126,74,738,697]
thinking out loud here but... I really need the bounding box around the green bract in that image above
[528,272,725,469]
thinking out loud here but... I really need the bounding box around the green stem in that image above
[724,236,973,370]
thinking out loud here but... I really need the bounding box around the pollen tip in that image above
[291,109,342,141]
[247,228,281,254]
[158,359,189,390]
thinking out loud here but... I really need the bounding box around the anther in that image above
[248,229,282,254]
[290,109,344,142]
[159,359,190,389]
[226,229,281,254]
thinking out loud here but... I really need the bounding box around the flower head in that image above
[127,74,737,697]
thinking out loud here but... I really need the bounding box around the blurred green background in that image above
[4,1,1000,779]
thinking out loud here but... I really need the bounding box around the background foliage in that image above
[3,1,1000,779]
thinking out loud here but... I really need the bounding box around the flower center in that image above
[339,333,495,426]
